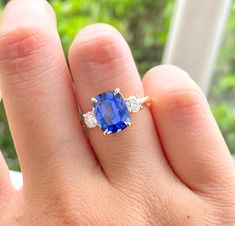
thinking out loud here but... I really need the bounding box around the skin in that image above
[0,0,235,225]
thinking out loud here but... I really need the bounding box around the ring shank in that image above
[139,96,151,106]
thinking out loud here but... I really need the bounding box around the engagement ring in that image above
[83,89,151,135]
[83,89,150,135]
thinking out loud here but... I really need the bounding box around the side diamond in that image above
[83,111,97,128]
[125,96,142,112]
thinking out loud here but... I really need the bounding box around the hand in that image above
[0,1,235,225]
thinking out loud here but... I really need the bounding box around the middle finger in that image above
[0,0,97,193]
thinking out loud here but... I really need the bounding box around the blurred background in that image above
[0,0,234,171]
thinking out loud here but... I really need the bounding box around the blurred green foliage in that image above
[210,2,235,153]
[52,0,174,74]
[0,0,234,171]
[0,103,20,171]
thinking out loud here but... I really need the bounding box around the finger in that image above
[143,65,235,194]
[69,24,173,185]
[0,151,13,195]
[0,95,12,194]
[0,0,97,192]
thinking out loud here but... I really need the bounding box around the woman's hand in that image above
[0,0,235,225]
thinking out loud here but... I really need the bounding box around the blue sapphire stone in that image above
[93,90,131,134]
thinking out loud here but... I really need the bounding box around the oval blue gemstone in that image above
[93,91,131,134]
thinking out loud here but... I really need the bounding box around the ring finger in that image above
[69,24,173,185]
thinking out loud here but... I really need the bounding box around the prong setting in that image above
[114,88,120,95]
[125,121,131,127]
[91,97,98,103]
[104,129,112,135]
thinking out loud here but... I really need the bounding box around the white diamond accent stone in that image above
[125,96,142,112]
[83,111,97,128]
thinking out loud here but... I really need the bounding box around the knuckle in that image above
[144,64,211,124]
[155,83,208,124]
[78,37,125,65]
[206,187,235,225]
[26,191,93,226]
[144,64,207,117]
[0,26,51,76]
[69,23,136,88]
[141,189,174,225]
[71,24,128,67]
[0,26,62,96]
[161,88,206,114]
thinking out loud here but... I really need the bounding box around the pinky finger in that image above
[0,151,13,196]
[0,95,14,196]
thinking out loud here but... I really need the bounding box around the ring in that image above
[82,88,151,135]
